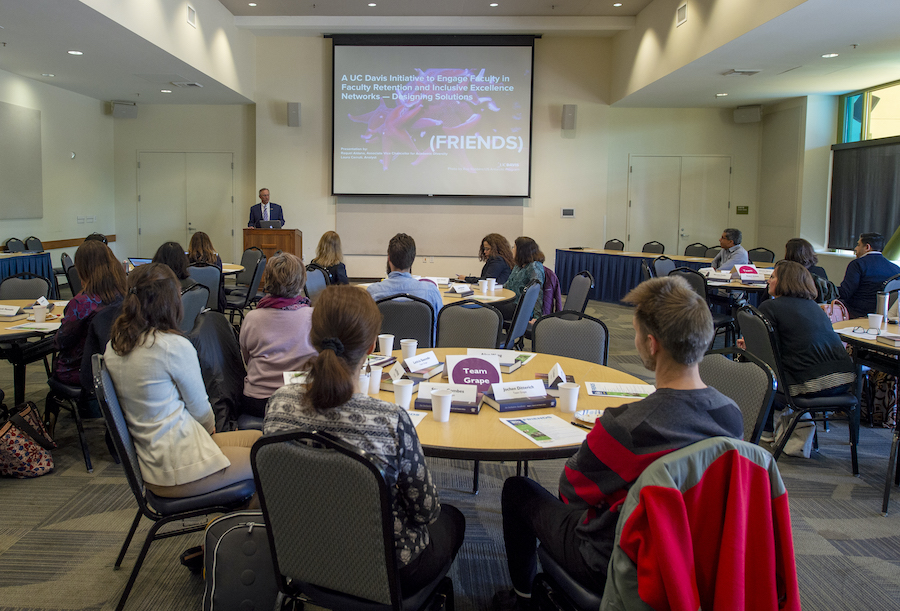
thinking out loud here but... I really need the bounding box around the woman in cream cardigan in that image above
[104,262,261,498]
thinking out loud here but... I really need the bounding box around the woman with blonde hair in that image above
[265,285,465,593]
[311,230,349,285]
[104,263,261,499]
[456,232,514,285]
[239,252,316,417]
[188,231,226,310]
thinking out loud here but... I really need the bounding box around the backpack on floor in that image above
[202,511,279,611]
[861,369,897,429]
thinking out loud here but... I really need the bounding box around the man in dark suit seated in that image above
[247,188,285,228]
[838,232,900,318]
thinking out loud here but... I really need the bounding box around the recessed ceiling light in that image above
[42,73,55,78]
[613,3,623,6]
[368,3,376,6]
[716,93,728,97]
[248,2,257,5]
[822,53,839,58]
[67,50,83,56]
[161,89,172,94]
[490,3,499,6]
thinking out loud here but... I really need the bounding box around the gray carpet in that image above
[1,300,899,610]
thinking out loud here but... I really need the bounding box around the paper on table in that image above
[585,382,655,398]
[471,295,507,302]
[406,410,427,428]
[467,348,538,366]
[8,322,61,332]
[500,414,588,448]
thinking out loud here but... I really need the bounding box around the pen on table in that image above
[570,421,592,431]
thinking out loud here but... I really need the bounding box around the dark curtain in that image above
[829,138,900,250]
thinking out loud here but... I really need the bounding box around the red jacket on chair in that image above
[601,437,801,611]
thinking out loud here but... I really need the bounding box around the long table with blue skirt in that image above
[0,251,59,298]
[555,249,712,304]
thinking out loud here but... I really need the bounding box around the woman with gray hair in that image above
[239,252,317,417]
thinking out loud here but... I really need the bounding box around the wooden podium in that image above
[243,228,302,260]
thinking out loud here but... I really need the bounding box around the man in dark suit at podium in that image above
[247,188,285,228]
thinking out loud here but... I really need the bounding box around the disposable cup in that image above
[368,366,383,395]
[487,278,496,291]
[431,389,453,422]
[479,279,488,293]
[868,313,883,330]
[400,339,418,359]
[33,306,48,323]
[557,382,580,413]
[393,379,414,410]
[358,370,370,394]
[378,334,394,356]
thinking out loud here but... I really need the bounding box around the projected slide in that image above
[333,45,533,197]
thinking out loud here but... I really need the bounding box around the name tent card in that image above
[418,383,478,403]
[389,361,407,381]
[547,363,566,388]
[492,379,546,402]
[446,355,501,392]
[732,264,765,283]
[405,351,439,371]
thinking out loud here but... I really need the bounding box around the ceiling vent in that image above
[676,4,687,27]
[723,69,760,77]
[171,81,203,88]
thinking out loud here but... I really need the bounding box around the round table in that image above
[440,286,516,307]
[1,298,65,405]
[222,263,244,275]
[373,348,646,461]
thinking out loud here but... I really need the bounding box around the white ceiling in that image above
[0,0,897,108]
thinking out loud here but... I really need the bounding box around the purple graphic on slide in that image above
[347,68,517,172]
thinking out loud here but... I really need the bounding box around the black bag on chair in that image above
[202,511,279,611]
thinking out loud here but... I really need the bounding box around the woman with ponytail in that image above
[104,263,261,499]
[264,285,465,592]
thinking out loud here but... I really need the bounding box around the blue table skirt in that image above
[0,252,58,298]
[555,250,706,304]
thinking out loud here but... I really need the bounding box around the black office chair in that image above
[604,239,624,251]
[669,267,736,347]
[225,247,264,296]
[304,262,330,304]
[641,241,665,254]
[92,355,256,611]
[652,256,676,278]
[683,242,708,257]
[251,430,455,611]
[225,255,266,327]
[24,236,44,251]
[499,280,541,350]
[747,247,776,263]
[737,305,859,474]
[436,300,503,349]
[3,237,26,252]
[705,246,721,259]
[698,347,776,445]
[532,311,609,365]
[376,293,436,349]
[179,283,210,334]
[186,264,222,311]
[640,260,653,282]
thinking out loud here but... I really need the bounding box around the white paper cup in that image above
[400,339,418,359]
[33,306,48,323]
[487,277,496,291]
[368,366,383,395]
[557,382,580,413]
[431,389,453,422]
[478,279,488,293]
[868,313,883,330]
[393,379,414,410]
[378,334,394,356]
[358,371,370,394]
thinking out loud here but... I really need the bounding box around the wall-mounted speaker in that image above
[734,105,762,123]
[111,102,138,119]
[562,104,577,130]
[287,102,301,127]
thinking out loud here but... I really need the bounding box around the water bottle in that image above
[875,291,889,320]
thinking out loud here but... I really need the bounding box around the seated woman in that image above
[310,230,349,285]
[264,285,464,593]
[153,241,196,291]
[456,233,514,285]
[239,253,317,417]
[188,231,226,310]
[496,236,545,321]
[784,238,837,303]
[104,263,261,498]
[53,239,126,387]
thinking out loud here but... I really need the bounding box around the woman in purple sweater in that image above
[239,253,317,417]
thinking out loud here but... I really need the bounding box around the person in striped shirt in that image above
[494,276,743,610]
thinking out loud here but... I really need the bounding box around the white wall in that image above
[0,67,115,259]
[112,104,256,261]
[606,107,761,249]
[758,98,805,254]
[800,95,838,249]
